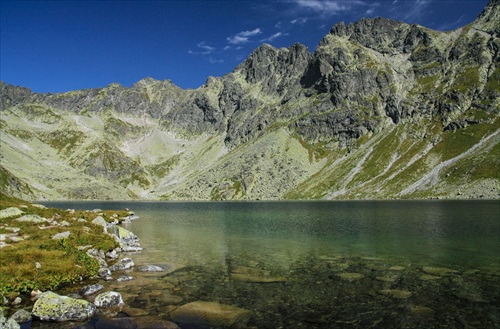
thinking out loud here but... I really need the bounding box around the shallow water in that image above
[38,200,499,328]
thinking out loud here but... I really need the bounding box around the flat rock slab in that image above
[230,266,286,283]
[170,301,251,328]
[32,291,96,322]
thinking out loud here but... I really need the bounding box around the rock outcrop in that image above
[0,1,498,201]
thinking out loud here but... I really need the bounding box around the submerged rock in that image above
[109,257,135,271]
[422,266,457,276]
[170,301,251,328]
[138,265,164,272]
[230,266,286,283]
[80,284,104,296]
[32,291,96,321]
[338,272,365,281]
[379,289,412,299]
[116,275,135,282]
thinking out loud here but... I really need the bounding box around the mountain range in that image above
[1,0,498,201]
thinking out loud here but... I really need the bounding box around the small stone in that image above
[419,274,441,281]
[31,290,42,299]
[388,266,406,271]
[80,284,104,296]
[31,204,47,209]
[106,250,119,260]
[408,305,435,317]
[380,289,412,299]
[338,272,365,281]
[9,236,24,243]
[94,291,124,308]
[422,266,457,276]
[60,220,71,227]
[35,262,42,270]
[98,268,112,278]
[116,276,135,282]
[52,231,71,240]
[9,309,32,324]
[11,297,22,305]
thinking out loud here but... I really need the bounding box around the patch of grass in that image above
[0,192,127,295]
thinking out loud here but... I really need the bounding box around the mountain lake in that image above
[38,200,499,328]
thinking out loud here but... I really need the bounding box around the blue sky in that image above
[1,0,488,93]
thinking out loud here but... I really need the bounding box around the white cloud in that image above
[197,42,215,54]
[291,0,368,15]
[293,0,344,12]
[291,17,308,25]
[402,0,431,21]
[208,57,223,64]
[261,32,287,42]
[227,28,262,45]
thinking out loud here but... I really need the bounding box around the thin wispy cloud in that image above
[261,32,287,42]
[197,42,215,54]
[291,0,368,15]
[291,17,308,25]
[188,41,223,64]
[435,14,465,31]
[227,28,262,44]
[402,0,431,22]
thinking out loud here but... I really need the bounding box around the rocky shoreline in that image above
[1,199,254,329]
[0,197,169,328]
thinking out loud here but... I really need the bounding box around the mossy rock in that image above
[32,291,96,322]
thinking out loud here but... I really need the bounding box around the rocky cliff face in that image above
[1,1,499,201]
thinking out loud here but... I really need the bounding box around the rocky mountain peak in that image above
[1,1,498,201]
[474,0,499,35]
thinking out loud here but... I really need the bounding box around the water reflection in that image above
[42,200,499,328]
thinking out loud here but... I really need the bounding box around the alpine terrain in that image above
[1,0,499,201]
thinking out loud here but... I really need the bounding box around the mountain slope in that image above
[1,0,499,200]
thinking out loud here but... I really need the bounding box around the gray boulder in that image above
[94,291,124,308]
[31,291,96,321]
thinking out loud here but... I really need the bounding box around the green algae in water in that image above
[42,200,500,328]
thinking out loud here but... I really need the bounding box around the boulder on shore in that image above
[32,291,96,322]
[94,291,124,308]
